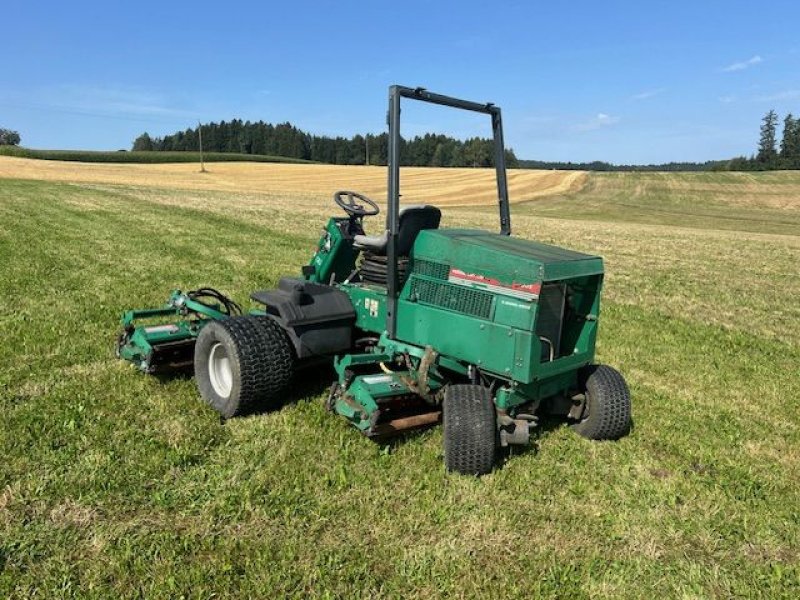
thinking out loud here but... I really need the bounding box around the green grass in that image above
[510,170,800,236]
[1,175,799,598]
[0,145,315,164]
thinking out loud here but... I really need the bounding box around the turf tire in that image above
[443,384,497,476]
[194,315,293,418]
[571,364,631,440]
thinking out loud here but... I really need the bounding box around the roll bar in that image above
[385,85,512,338]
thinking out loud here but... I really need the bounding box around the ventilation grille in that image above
[412,259,450,280]
[410,279,493,319]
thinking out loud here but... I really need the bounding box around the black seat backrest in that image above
[396,205,441,255]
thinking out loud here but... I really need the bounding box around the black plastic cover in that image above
[251,278,355,358]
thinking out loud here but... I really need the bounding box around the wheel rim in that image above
[208,343,233,398]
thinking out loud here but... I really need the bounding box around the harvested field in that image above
[0,155,586,205]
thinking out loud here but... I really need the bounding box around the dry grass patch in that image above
[0,155,585,205]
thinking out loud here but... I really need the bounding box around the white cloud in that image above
[718,95,736,103]
[42,84,197,120]
[523,115,556,125]
[722,55,763,72]
[756,89,800,102]
[572,113,620,132]
[631,88,665,101]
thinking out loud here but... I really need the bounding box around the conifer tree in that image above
[780,114,799,169]
[757,109,778,167]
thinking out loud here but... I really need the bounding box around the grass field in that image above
[511,170,800,236]
[1,162,799,598]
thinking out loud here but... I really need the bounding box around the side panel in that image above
[396,300,519,379]
[308,218,360,284]
[343,285,387,334]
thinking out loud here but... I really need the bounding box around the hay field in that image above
[510,169,800,236]
[1,164,799,598]
[0,156,585,206]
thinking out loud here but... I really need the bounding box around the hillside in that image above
[511,170,800,236]
[0,156,584,205]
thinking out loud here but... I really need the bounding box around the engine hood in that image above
[411,228,603,283]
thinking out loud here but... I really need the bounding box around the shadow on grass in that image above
[152,368,194,384]
[242,361,336,418]
[148,360,335,419]
[497,414,636,467]
[151,365,638,466]
[497,416,562,466]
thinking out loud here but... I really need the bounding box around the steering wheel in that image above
[333,190,380,217]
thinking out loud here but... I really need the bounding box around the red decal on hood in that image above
[449,269,541,298]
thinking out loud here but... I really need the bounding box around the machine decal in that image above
[366,298,380,317]
[362,374,394,385]
[448,268,541,301]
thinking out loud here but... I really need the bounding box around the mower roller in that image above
[117,86,631,475]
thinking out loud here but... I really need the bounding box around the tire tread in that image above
[572,364,631,440]
[443,384,496,475]
[195,315,293,418]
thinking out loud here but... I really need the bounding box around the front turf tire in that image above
[571,364,631,440]
[443,384,497,476]
[194,316,293,418]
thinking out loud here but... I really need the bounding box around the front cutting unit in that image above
[117,86,631,475]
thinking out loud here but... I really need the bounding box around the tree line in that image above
[133,121,518,168]
[517,159,727,172]
[523,111,800,172]
[0,128,21,146]
[726,110,800,171]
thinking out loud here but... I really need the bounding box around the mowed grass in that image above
[0,155,585,205]
[1,169,799,598]
[512,170,800,236]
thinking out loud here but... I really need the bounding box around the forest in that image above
[132,109,800,171]
[133,122,518,168]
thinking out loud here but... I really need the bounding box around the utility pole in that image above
[198,121,206,173]
[365,133,370,166]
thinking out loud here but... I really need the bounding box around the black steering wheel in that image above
[333,190,380,217]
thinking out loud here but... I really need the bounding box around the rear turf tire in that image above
[571,364,631,440]
[443,384,497,476]
[194,315,293,418]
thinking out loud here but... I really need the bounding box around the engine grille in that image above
[410,279,493,319]
[412,258,450,280]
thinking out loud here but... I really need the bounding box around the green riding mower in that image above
[117,86,631,475]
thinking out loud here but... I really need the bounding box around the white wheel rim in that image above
[208,343,233,398]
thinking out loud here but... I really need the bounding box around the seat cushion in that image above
[353,230,388,253]
[353,205,440,256]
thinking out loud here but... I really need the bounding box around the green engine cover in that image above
[394,229,604,385]
[412,229,603,282]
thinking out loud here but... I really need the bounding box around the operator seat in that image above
[354,205,441,285]
[353,205,441,256]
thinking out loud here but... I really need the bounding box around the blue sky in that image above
[3,0,799,163]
